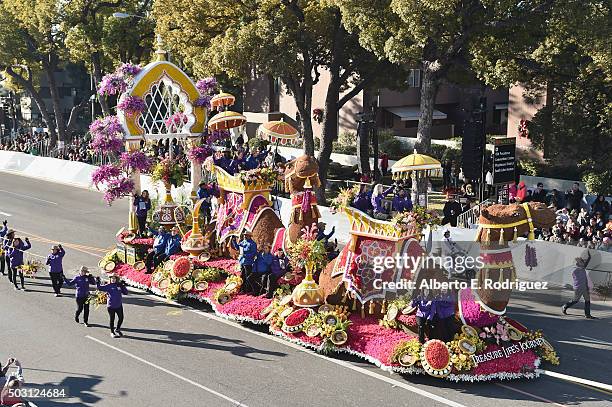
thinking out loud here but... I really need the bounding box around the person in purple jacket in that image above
[352,185,373,213]
[562,251,596,319]
[46,244,66,296]
[64,266,96,326]
[371,184,394,220]
[412,289,456,343]
[96,274,129,338]
[7,237,31,291]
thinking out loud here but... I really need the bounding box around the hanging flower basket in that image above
[89,116,124,154]
[98,73,127,96]
[120,151,152,173]
[117,96,146,116]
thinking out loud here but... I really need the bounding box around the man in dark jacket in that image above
[530,182,547,204]
[565,182,584,211]
[442,196,463,227]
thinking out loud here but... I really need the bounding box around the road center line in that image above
[0,189,58,205]
[0,211,12,216]
[85,335,249,407]
[127,287,466,407]
[495,383,568,407]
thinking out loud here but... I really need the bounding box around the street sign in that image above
[493,137,516,185]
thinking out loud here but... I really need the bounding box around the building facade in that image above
[242,69,509,141]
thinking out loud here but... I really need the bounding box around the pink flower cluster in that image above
[120,151,151,173]
[164,112,188,132]
[117,96,146,116]
[187,145,212,163]
[89,116,124,153]
[472,344,538,376]
[113,263,152,287]
[102,176,134,205]
[92,164,121,187]
[98,73,127,96]
[459,288,500,327]
[215,293,272,322]
[346,315,417,365]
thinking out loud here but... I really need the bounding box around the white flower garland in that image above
[120,275,543,382]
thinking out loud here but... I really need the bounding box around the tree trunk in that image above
[92,52,111,116]
[414,60,442,154]
[357,119,370,174]
[542,81,553,159]
[316,84,340,203]
[44,58,67,145]
[5,66,58,144]
[284,75,315,156]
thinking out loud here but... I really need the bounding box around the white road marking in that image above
[539,369,612,392]
[0,211,12,216]
[496,383,568,407]
[85,335,249,406]
[0,189,58,205]
[128,287,467,407]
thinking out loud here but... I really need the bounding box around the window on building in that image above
[407,69,421,88]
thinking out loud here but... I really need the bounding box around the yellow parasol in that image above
[207,110,246,131]
[256,119,299,145]
[391,149,441,208]
[210,92,236,110]
[391,149,442,180]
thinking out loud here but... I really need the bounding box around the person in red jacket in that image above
[380,153,389,176]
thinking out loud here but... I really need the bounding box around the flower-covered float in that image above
[89,40,560,382]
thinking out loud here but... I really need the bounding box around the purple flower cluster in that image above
[164,112,188,132]
[117,95,146,116]
[103,176,135,205]
[91,164,122,187]
[207,129,230,144]
[120,151,152,172]
[89,115,123,137]
[116,63,141,78]
[193,95,212,108]
[187,145,213,163]
[89,116,124,153]
[98,73,127,96]
[196,77,218,95]
[194,77,218,109]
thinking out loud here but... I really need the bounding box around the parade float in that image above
[89,38,560,382]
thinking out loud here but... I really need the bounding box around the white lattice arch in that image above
[118,60,206,141]
[136,74,196,137]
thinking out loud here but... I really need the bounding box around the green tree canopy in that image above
[336,0,553,153]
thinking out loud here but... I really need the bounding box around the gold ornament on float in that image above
[291,261,324,308]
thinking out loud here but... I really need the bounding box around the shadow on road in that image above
[118,326,287,361]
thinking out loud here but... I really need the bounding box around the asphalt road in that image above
[0,171,611,407]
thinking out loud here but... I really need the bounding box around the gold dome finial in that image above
[154,34,168,62]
